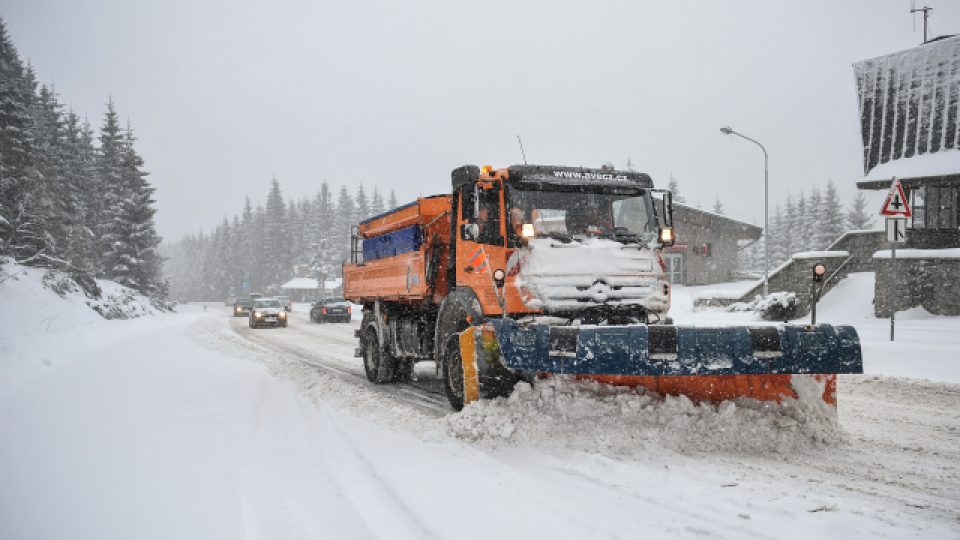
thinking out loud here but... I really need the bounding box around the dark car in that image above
[310,297,352,323]
[249,298,288,328]
[233,297,254,317]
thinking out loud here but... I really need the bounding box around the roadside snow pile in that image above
[446,376,843,455]
[728,291,803,321]
[0,261,165,341]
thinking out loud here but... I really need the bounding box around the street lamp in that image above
[720,126,770,296]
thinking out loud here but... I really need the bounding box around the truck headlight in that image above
[521,223,535,239]
[659,227,675,246]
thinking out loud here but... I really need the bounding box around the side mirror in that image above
[461,223,479,241]
[661,191,674,228]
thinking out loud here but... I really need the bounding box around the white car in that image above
[248,298,288,328]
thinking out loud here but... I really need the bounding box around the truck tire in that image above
[362,326,396,384]
[441,335,465,411]
[393,359,414,383]
[435,288,482,369]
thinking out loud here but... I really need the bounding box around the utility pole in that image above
[911,2,933,44]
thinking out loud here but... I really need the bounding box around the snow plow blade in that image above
[459,321,862,407]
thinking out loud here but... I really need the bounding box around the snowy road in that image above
[220,307,960,538]
[3,292,959,538]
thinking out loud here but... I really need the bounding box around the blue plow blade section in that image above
[489,319,863,377]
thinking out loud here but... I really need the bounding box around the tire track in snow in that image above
[225,313,450,415]
[293,395,441,540]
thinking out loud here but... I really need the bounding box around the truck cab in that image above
[451,164,675,324]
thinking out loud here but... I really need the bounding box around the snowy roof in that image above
[853,35,960,182]
[857,150,960,188]
[670,201,763,239]
[280,277,343,290]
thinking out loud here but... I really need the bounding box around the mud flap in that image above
[458,325,513,405]
[458,327,480,405]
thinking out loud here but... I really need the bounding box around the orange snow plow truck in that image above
[343,164,862,410]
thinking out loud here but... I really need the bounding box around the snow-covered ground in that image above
[2,265,959,539]
[675,273,960,383]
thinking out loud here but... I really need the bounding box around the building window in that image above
[909,186,958,230]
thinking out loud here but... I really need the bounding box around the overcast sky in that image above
[5,0,959,240]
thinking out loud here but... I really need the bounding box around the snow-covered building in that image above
[854,35,960,248]
[663,203,762,286]
[852,35,960,315]
[280,277,343,301]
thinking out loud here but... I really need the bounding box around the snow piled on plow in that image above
[446,376,843,455]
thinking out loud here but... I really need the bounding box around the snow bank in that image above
[0,261,164,342]
[446,376,842,455]
[791,250,848,259]
[873,248,960,259]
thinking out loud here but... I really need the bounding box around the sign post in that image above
[879,178,911,342]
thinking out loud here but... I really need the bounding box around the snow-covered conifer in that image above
[847,191,873,230]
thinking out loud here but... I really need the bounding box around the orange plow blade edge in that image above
[582,374,837,406]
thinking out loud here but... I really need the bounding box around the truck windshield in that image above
[508,188,657,244]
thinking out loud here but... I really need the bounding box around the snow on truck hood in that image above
[515,237,667,312]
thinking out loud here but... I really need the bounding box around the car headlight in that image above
[278,311,286,318]
[235,306,241,311]
[255,312,262,318]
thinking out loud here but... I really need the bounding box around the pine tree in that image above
[847,191,873,230]
[336,185,355,262]
[806,187,824,250]
[667,174,686,203]
[96,98,125,266]
[371,186,385,217]
[62,112,99,275]
[100,123,164,295]
[355,184,370,221]
[768,204,788,267]
[0,22,40,262]
[29,84,68,263]
[818,179,846,248]
[795,191,810,251]
[250,204,266,291]
[712,196,724,214]
[782,194,797,258]
[262,177,290,290]
[388,189,398,210]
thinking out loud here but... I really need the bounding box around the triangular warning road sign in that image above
[880,178,912,217]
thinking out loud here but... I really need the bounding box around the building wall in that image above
[874,256,960,316]
[673,226,742,286]
[670,205,761,286]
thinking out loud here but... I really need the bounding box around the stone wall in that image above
[693,230,886,310]
[829,231,886,272]
[873,256,960,316]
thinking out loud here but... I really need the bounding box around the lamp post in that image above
[721,126,769,296]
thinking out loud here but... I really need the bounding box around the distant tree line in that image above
[163,178,397,301]
[667,174,874,272]
[738,180,874,273]
[0,18,164,296]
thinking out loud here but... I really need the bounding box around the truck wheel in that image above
[362,327,395,384]
[393,359,414,383]
[435,288,482,369]
[441,335,465,411]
